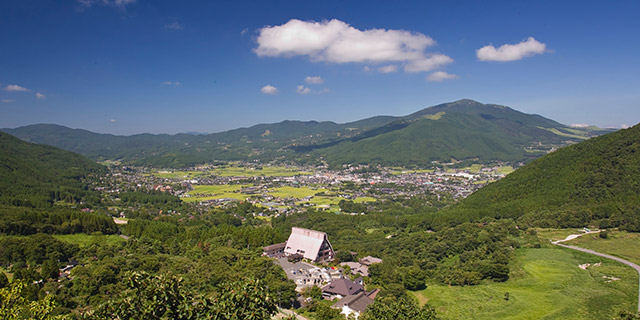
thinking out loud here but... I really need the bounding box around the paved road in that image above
[553,241,640,312]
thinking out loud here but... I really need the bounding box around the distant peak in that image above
[453,99,481,105]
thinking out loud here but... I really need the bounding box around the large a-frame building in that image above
[284,227,335,262]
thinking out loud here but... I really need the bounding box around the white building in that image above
[284,227,335,262]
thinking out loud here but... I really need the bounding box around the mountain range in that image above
[1,99,613,168]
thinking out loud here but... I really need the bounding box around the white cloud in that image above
[240,28,249,36]
[404,54,453,72]
[255,19,452,72]
[296,85,312,94]
[35,92,46,99]
[261,85,278,95]
[378,65,398,73]
[1,99,14,103]
[621,124,629,129]
[305,76,324,84]
[570,123,589,128]
[78,0,135,8]
[296,85,329,95]
[4,84,29,92]
[110,119,117,123]
[161,81,181,86]
[476,37,547,62]
[427,71,458,82]
[363,66,371,72]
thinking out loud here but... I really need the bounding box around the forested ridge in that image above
[443,123,640,229]
[0,132,105,208]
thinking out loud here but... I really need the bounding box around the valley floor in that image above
[414,247,638,319]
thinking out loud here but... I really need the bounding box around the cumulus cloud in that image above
[427,71,458,82]
[165,22,183,30]
[378,65,398,73]
[261,85,278,95]
[161,81,181,86]
[4,84,29,92]
[296,85,312,94]
[296,85,329,95]
[305,76,324,84]
[476,37,547,62]
[255,19,452,72]
[35,92,46,99]
[78,0,135,8]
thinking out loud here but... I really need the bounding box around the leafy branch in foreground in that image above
[84,271,277,320]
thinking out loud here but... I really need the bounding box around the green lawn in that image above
[414,247,638,319]
[53,234,126,247]
[566,230,640,265]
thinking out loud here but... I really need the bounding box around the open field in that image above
[566,230,640,265]
[495,166,515,175]
[268,186,329,198]
[151,166,311,179]
[414,248,638,319]
[534,228,589,242]
[183,184,249,202]
[210,166,311,177]
[53,234,126,247]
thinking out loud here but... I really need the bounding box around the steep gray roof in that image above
[332,292,374,313]
[322,277,363,296]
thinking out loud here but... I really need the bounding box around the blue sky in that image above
[1,0,639,134]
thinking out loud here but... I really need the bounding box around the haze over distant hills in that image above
[1,99,614,168]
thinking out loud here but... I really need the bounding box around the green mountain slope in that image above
[313,99,610,167]
[444,123,640,230]
[1,116,398,167]
[1,100,611,168]
[0,131,105,208]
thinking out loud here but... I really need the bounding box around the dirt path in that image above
[552,231,640,312]
[273,308,310,320]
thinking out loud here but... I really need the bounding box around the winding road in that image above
[552,231,640,312]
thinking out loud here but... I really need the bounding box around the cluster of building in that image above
[263,227,383,319]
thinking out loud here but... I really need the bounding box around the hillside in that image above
[311,99,611,167]
[444,123,640,230]
[2,100,611,168]
[0,131,105,208]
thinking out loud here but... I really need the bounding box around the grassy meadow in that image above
[414,247,638,319]
[183,184,249,202]
[566,230,640,265]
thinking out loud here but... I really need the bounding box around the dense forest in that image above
[442,123,640,230]
[1,124,639,319]
[0,132,105,208]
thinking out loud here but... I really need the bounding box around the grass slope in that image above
[566,230,640,265]
[415,247,638,319]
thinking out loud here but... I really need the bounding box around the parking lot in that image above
[276,257,343,291]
